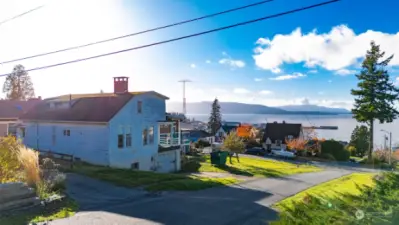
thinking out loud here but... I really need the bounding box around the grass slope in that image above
[182,155,321,177]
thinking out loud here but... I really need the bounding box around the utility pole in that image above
[178,79,191,115]
[381,129,392,165]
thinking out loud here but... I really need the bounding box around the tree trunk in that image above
[236,153,240,163]
[229,155,232,164]
[368,120,374,162]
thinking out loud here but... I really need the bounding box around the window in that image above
[20,127,26,138]
[137,101,142,113]
[276,140,282,146]
[148,126,154,144]
[63,129,70,136]
[142,128,148,145]
[126,126,132,147]
[118,134,124,148]
[287,135,294,141]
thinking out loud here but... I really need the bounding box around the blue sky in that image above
[0,0,398,110]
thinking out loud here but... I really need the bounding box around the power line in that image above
[0,0,274,64]
[0,0,339,77]
[0,5,45,27]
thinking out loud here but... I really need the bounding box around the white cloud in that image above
[233,88,250,94]
[259,90,272,95]
[395,77,399,86]
[190,63,196,68]
[254,78,263,82]
[335,69,356,76]
[253,25,399,72]
[219,58,245,69]
[269,72,306,81]
[271,68,282,74]
[328,80,333,83]
[308,69,318,73]
[205,60,211,64]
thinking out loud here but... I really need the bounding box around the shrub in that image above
[245,139,262,148]
[41,158,66,192]
[0,136,23,182]
[18,146,41,187]
[321,140,350,161]
[194,139,211,148]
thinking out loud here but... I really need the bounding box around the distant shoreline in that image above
[187,112,353,116]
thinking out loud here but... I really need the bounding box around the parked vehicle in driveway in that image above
[271,149,296,158]
[244,147,266,156]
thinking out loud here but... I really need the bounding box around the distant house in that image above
[262,121,303,150]
[0,98,42,137]
[19,77,182,173]
[216,125,237,139]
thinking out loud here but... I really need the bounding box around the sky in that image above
[0,0,398,110]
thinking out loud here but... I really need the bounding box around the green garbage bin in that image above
[210,151,228,165]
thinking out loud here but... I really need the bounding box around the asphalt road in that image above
[44,169,353,225]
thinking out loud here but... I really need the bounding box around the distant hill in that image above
[167,102,286,114]
[167,102,347,115]
[278,104,350,114]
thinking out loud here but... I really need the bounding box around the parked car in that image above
[271,149,296,158]
[244,147,266,156]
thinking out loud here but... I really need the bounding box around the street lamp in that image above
[381,129,392,165]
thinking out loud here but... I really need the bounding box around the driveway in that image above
[45,169,353,225]
[65,173,148,210]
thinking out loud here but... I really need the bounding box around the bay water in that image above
[187,114,398,147]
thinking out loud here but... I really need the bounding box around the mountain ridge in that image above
[166,101,350,115]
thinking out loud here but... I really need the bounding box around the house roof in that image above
[189,130,212,138]
[263,122,302,143]
[20,91,168,122]
[45,91,169,101]
[220,125,237,133]
[0,99,42,119]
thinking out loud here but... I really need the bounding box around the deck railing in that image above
[159,133,180,146]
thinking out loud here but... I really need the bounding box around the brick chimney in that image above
[113,77,129,94]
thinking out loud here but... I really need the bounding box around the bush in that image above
[245,139,262,148]
[321,140,350,161]
[0,136,23,182]
[194,139,211,148]
[18,146,41,187]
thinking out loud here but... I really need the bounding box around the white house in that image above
[19,77,182,173]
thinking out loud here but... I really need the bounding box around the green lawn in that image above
[182,155,322,177]
[72,163,239,191]
[271,172,399,224]
[0,198,78,225]
[274,173,376,211]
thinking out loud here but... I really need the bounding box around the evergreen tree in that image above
[351,41,399,161]
[208,98,222,135]
[349,125,370,157]
[2,64,35,100]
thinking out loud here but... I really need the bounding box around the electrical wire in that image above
[0,0,340,77]
[0,0,274,64]
[0,5,45,27]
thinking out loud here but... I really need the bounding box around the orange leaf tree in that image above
[285,138,308,151]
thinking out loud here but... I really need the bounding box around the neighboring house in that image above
[187,130,214,143]
[0,98,42,137]
[221,121,241,127]
[18,77,181,173]
[216,125,237,139]
[262,121,303,150]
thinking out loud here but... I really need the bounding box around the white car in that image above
[271,149,296,158]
